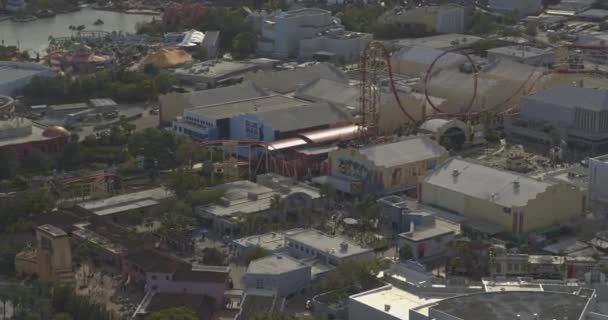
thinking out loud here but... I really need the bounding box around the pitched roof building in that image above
[420,158,584,234]
[314,136,448,195]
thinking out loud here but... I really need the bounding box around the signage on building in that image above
[337,157,369,179]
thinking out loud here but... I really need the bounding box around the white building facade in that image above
[299,28,373,62]
[244,254,311,297]
[489,0,542,16]
[590,155,608,204]
[257,8,336,59]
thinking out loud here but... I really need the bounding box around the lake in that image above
[0,8,159,54]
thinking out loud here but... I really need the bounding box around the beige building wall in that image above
[522,183,584,232]
[378,93,448,133]
[421,180,584,233]
[159,92,191,126]
[330,147,447,192]
[391,59,433,78]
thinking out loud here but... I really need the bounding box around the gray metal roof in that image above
[286,229,372,259]
[184,81,270,109]
[245,63,348,94]
[487,45,552,58]
[432,291,589,320]
[246,254,309,275]
[77,187,172,216]
[294,78,358,107]
[0,63,51,86]
[423,158,551,208]
[186,95,307,120]
[254,102,352,133]
[394,45,467,68]
[524,85,608,112]
[399,224,454,242]
[358,136,447,168]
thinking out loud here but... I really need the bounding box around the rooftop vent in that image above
[384,304,391,312]
[452,169,460,177]
[340,242,348,252]
[513,180,520,189]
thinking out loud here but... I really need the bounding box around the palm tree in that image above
[269,194,284,213]
[319,183,336,209]
[0,293,8,320]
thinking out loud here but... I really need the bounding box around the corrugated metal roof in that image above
[255,102,352,133]
[524,85,608,112]
[394,45,467,68]
[185,81,270,109]
[298,124,359,143]
[245,63,348,94]
[423,158,551,207]
[359,135,447,167]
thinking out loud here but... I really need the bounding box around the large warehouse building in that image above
[0,62,54,96]
[420,158,585,234]
[314,136,447,195]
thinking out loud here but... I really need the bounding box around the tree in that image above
[244,246,270,265]
[468,12,497,35]
[319,184,336,208]
[231,32,256,60]
[53,313,73,320]
[315,258,389,294]
[185,188,225,207]
[252,312,297,320]
[0,149,19,180]
[399,246,413,261]
[0,189,56,233]
[167,169,205,198]
[202,247,225,265]
[192,46,208,61]
[128,128,190,169]
[525,23,538,36]
[145,307,198,320]
[269,194,284,212]
[548,32,561,44]
[143,63,160,76]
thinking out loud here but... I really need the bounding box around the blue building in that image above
[172,95,352,156]
[0,62,55,96]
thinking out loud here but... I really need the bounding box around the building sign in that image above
[244,120,264,140]
[337,157,369,179]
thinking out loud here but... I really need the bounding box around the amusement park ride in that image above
[48,40,608,193]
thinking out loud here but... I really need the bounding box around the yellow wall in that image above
[330,147,447,192]
[421,180,584,233]
[159,92,190,125]
[522,183,584,232]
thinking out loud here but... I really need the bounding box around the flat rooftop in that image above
[77,187,172,216]
[37,224,67,237]
[286,229,371,259]
[232,228,304,252]
[429,291,590,320]
[488,45,552,58]
[247,254,309,275]
[351,285,440,320]
[399,224,453,242]
[49,102,89,111]
[173,60,261,79]
[281,8,329,17]
[0,118,56,148]
[390,34,483,50]
[359,136,446,168]
[185,95,308,120]
[199,180,320,218]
